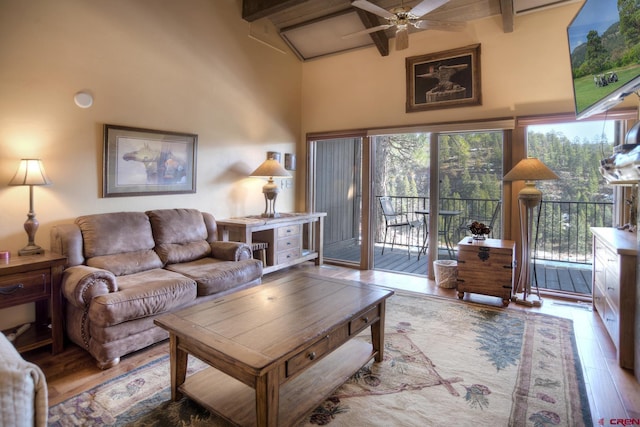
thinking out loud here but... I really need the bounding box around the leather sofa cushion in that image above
[166,258,262,296]
[87,250,163,277]
[147,209,211,264]
[88,269,196,327]
[76,212,162,275]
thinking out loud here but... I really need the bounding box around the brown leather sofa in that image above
[50,208,263,369]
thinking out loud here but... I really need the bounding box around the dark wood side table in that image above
[0,252,67,354]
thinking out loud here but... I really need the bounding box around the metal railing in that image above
[535,200,613,264]
[376,195,614,265]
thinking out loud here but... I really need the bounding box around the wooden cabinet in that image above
[217,212,326,274]
[591,227,637,370]
[0,252,67,354]
[456,238,515,307]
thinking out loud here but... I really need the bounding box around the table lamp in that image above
[9,159,52,256]
[503,157,558,307]
[250,157,291,218]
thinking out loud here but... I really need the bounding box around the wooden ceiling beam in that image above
[500,0,514,33]
[243,0,310,22]
[355,9,389,57]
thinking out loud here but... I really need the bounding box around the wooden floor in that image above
[24,263,638,426]
[326,242,593,296]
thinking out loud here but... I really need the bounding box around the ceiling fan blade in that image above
[342,24,395,39]
[351,0,396,20]
[413,19,467,31]
[409,0,450,18]
[396,26,409,50]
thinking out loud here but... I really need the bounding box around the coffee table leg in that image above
[255,370,279,426]
[169,334,188,401]
[371,301,386,362]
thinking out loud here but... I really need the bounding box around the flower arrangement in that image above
[469,221,491,239]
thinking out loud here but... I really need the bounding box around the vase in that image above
[472,234,486,240]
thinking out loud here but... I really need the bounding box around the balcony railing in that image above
[376,196,613,265]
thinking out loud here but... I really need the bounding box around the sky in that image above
[567,0,620,52]
[528,120,615,143]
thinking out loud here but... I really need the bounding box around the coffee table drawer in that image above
[349,305,379,336]
[287,337,330,377]
[286,324,349,377]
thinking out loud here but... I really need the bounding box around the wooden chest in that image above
[456,238,515,306]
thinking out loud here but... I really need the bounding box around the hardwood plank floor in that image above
[23,263,639,426]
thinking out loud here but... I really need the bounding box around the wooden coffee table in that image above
[154,272,394,427]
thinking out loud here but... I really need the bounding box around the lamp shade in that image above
[249,158,291,178]
[503,157,558,182]
[9,159,52,186]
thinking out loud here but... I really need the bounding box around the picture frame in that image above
[103,124,197,197]
[406,44,481,113]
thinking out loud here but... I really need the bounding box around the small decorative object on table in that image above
[469,221,490,240]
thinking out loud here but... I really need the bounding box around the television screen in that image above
[567,0,640,119]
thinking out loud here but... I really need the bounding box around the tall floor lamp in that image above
[504,157,558,307]
[9,159,52,256]
[250,157,291,218]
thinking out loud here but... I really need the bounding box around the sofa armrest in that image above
[62,266,117,308]
[210,241,252,261]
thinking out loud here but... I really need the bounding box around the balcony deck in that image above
[324,242,592,297]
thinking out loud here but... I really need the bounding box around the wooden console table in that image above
[217,212,326,274]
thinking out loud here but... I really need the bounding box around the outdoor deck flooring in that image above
[324,242,593,296]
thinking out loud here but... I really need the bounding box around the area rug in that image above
[48,292,592,426]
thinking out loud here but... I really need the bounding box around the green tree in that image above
[584,30,609,74]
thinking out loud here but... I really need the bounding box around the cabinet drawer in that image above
[593,282,606,317]
[276,235,300,251]
[277,225,301,238]
[0,269,50,308]
[601,297,620,349]
[276,248,302,264]
[286,323,349,378]
[349,305,379,336]
[604,268,620,311]
[458,249,513,268]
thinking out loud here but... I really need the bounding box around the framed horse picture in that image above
[103,124,197,197]
[406,44,481,113]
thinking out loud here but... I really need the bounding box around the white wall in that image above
[300,3,637,134]
[0,0,302,328]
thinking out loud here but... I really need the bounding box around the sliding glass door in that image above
[311,136,363,266]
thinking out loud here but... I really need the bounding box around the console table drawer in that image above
[0,269,50,308]
[277,224,301,238]
[277,248,302,264]
[276,235,300,251]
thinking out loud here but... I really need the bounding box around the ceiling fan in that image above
[345,0,466,50]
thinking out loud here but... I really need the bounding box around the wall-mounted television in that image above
[567,0,640,120]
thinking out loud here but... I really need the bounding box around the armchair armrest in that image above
[62,266,117,309]
[210,241,252,261]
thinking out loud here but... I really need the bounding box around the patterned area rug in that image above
[48,292,592,426]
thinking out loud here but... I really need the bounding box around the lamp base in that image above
[261,212,280,218]
[18,244,44,256]
[513,293,543,307]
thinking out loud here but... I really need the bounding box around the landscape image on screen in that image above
[567,0,640,118]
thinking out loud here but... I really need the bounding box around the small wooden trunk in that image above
[456,238,515,306]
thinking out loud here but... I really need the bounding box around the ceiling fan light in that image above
[396,27,409,50]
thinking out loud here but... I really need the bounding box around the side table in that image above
[0,252,67,354]
[456,238,515,306]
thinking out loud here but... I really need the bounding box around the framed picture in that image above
[103,124,197,197]
[406,44,481,113]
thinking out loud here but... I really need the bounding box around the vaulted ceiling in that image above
[242,0,579,60]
